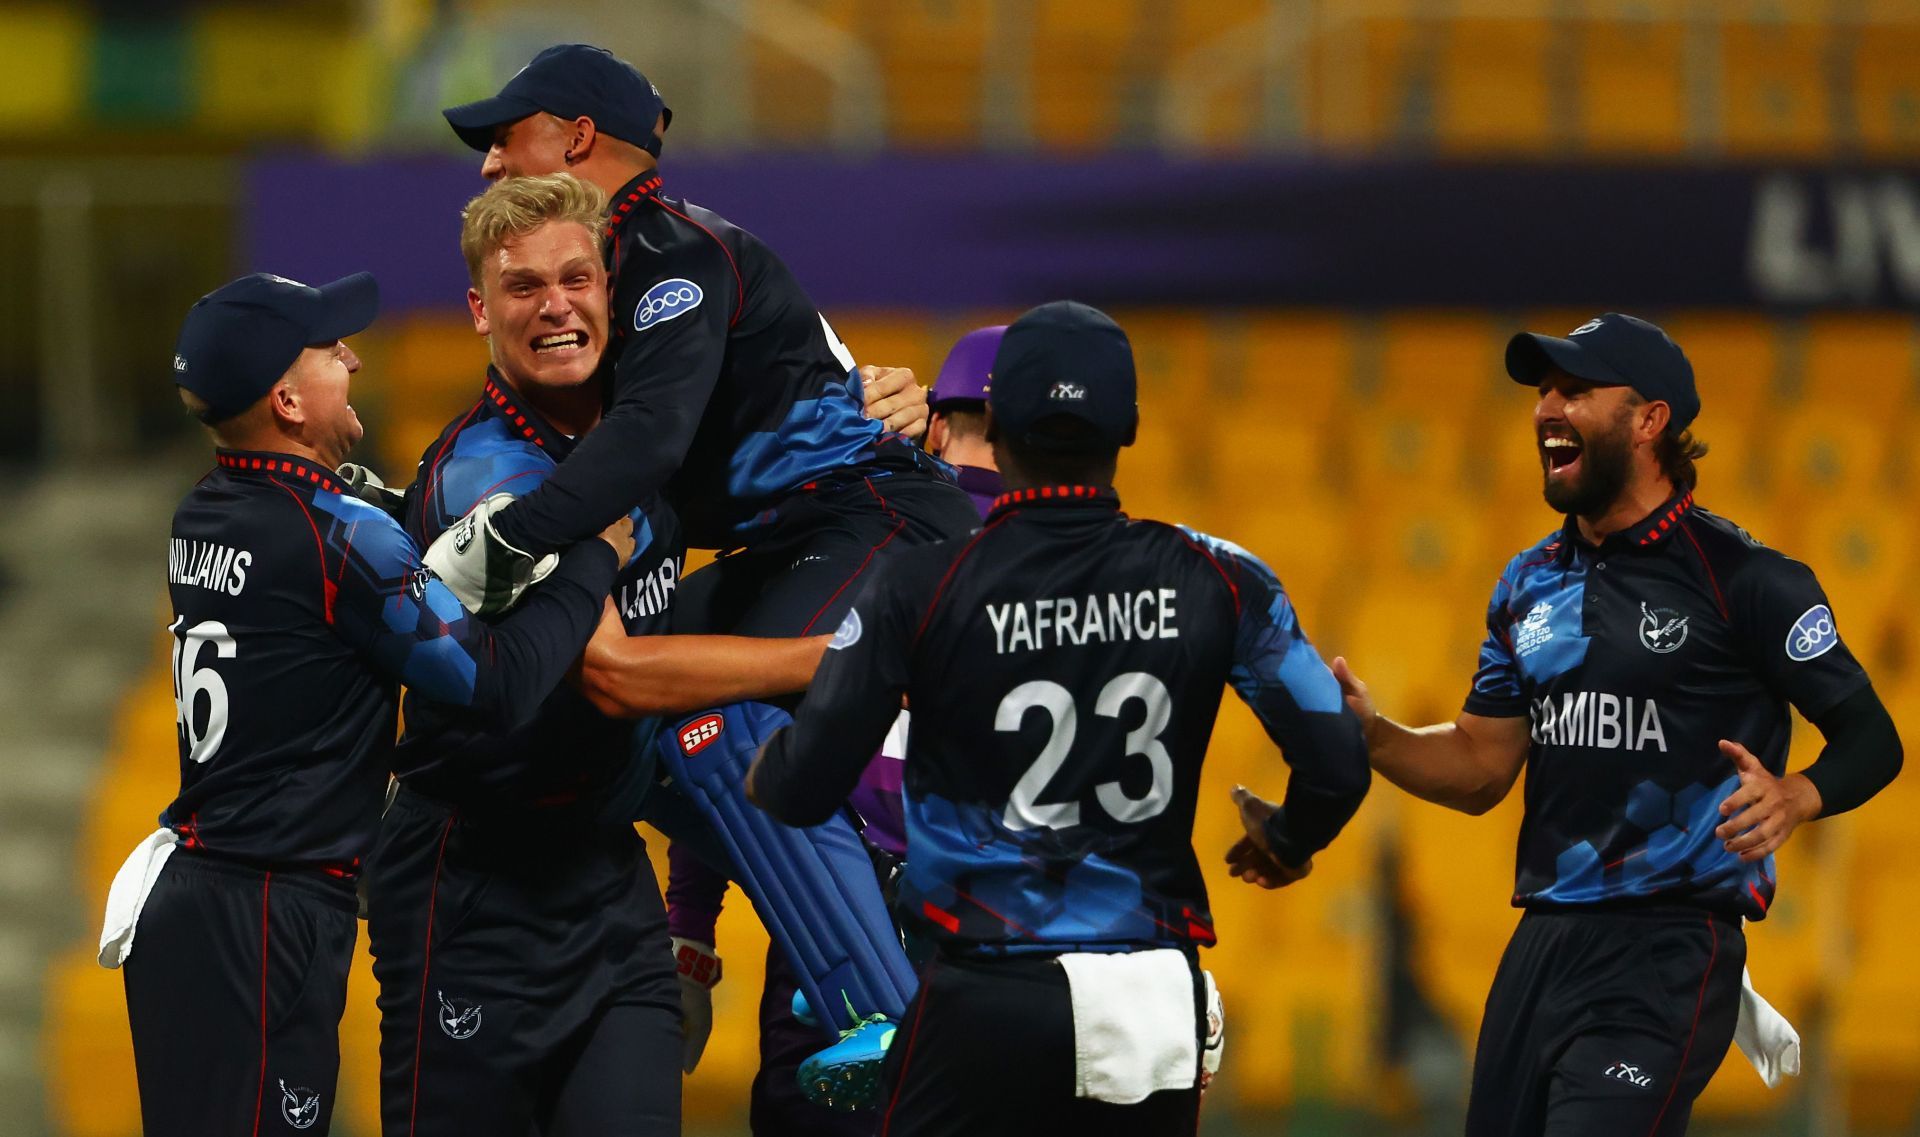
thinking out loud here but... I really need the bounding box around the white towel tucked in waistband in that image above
[97,828,179,969]
[1058,948,1199,1104]
[1734,965,1801,1088]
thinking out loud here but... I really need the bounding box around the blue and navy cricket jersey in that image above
[754,487,1371,955]
[396,369,685,811]
[161,449,617,870]
[1467,491,1870,919]
[489,172,932,555]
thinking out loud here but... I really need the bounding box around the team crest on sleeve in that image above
[1638,602,1689,654]
[635,278,703,331]
[278,1080,321,1129]
[437,991,482,1040]
[829,609,863,650]
[678,713,725,756]
[1787,604,1839,661]
[406,567,435,602]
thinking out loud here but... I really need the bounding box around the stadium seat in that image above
[1798,313,1918,417]
[1770,407,1896,505]
[1572,8,1689,154]
[1393,791,1525,1047]
[1658,313,1779,429]
[0,5,87,130]
[1344,586,1479,726]
[1849,2,1920,157]
[1231,311,1357,432]
[1433,10,1556,154]
[1369,312,1506,409]
[193,9,353,136]
[1214,495,1354,635]
[745,0,860,144]
[1205,698,1386,1106]
[1028,0,1144,149]
[1774,498,1915,679]
[871,0,994,146]
[1309,1,1426,151]
[1720,10,1835,157]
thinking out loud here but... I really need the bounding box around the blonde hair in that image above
[459,173,609,288]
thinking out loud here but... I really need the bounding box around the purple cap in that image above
[930,325,1006,408]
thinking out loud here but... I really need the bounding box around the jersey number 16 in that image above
[169,617,235,765]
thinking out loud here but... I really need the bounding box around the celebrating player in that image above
[436,45,978,1124]
[924,325,1009,512]
[365,173,843,1136]
[106,272,628,1136]
[1336,313,1904,1136]
[747,301,1372,1135]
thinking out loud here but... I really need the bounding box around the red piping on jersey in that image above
[251,871,272,1137]
[483,376,548,448]
[267,476,336,625]
[988,484,1111,511]
[1675,517,1730,621]
[1177,533,1241,619]
[1644,915,1719,1136]
[408,816,456,1137]
[653,198,747,328]
[799,478,905,635]
[913,513,1014,648]
[421,401,486,540]
[880,961,936,1137]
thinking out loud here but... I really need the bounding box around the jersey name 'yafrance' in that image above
[986,588,1178,655]
[168,538,251,596]
[1529,691,1669,752]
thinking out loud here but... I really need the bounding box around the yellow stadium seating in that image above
[1572,6,1690,154]
[1394,791,1525,1046]
[746,0,860,145]
[1028,0,1143,149]
[1720,9,1836,157]
[1851,1,1920,157]
[1370,312,1505,410]
[1660,313,1779,427]
[193,9,355,136]
[1433,11,1556,153]
[1310,1,1425,151]
[1799,313,1918,416]
[0,5,87,130]
[1237,310,1359,429]
[872,0,994,146]
[1770,407,1896,505]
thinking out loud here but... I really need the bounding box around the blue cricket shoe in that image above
[793,991,896,1111]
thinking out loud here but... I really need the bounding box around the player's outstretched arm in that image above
[336,508,630,728]
[574,600,830,718]
[1335,657,1530,815]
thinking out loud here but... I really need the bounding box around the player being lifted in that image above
[748,302,1373,1135]
[105,272,627,1136]
[1338,314,1903,1136]
[365,173,853,1136]
[431,45,978,1124]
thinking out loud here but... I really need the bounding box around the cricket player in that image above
[366,173,844,1136]
[110,271,628,1136]
[1338,313,1904,1136]
[435,45,978,1124]
[924,324,1008,513]
[748,301,1373,1136]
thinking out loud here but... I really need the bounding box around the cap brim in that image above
[308,272,380,343]
[1505,332,1630,388]
[442,95,543,151]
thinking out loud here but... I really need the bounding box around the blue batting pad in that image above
[657,702,917,1032]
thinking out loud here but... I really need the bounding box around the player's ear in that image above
[468,286,489,337]
[267,374,304,429]
[926,412,949,457]
[1639,398,1671,444]
[567,116,598,164]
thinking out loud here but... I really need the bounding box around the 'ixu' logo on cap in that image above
[1048,381,1086,400]
[172,354,188,373]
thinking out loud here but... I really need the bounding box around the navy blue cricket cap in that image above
[988,301,1139,453]
[172,272,379,423]
[443,44,671,157]
[1506,312,1700,431]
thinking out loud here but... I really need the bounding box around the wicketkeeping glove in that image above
[420,493,557,616]
[671,937,723,1074]
[335,462,406,520]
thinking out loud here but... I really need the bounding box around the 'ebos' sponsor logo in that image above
[635,278,702,331]
[1786,604,1839,662]
[678,713,724,756]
